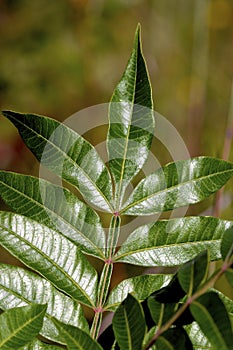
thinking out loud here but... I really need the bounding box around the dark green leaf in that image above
[147,298,176,326]
[121,157,233,215]
[2,110,113,212]
[53,319,103,350]
[112,294,146,350]
[107,24,154,209]
[225,269,233,288]
[0,304,47,349]
[190,291,233,350]
[0,212,98,307]
[155,327,193,350]
[221,227,233,261]
[105,274,172,311]
[114,216,233,266]
[0,264,89,343]
[0,171,106,259]
[178,250,209,295]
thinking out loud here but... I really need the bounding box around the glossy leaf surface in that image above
[0,212,98,307]
[105,274,172,311]
[114,216,233,266]
[2,110,113,212]
[0,171,106,259]
[21,339,62,349]
[122,157,233,215]
[185,322,211,350]
[107,25,154,209]
[112,294,146,350]
[190,291,233,350]
[0,304,46,349]
[178,250,209,294]
[0,264,88,343]
[53,319,103,350]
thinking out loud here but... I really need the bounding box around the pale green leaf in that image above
[0,171,106,259]
[107,24,154,209]
[105,274,172,311]
[0,304,46,350]
[0,264,89,343]
[112,294,146,350]
[121,157,233,215]
[53,319,103,350]
[190,291,233,350]
[114,216,233,266]
[2,110,113,212]
[21,339,62,349]
[185,322,211,350]
[0,212,98,307]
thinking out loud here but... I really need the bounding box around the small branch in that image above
[144,258,233,350]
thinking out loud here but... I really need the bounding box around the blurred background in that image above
[0,0,233,301]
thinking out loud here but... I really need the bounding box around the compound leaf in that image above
[112,294,146,350]
[2,111,113,212]
[0,171,106,259]
[114,216,233,266]
[0,212,98,307]
[107,24,154,209]
[0,264,88,344]
[122,157,233,215]
[0,304,46,349]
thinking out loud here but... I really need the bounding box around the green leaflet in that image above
[112,294,146,350]
[0,171,106,259]
[185,322,211,350]
[190,291,233,350]
[0,212,98,307]
[105,274,172,311]
[53,319,103,350]
[107,24,154,209]
[0,264,89,344]
[2,111,113,213]
[0,304,47,349]
[121,157,233,215]
[178,250,209,295]
[155,327,192,350]
[221,227,233,261]
[114,216,233,266]
[21,339,63,349]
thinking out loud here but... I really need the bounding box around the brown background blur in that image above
[0,0,233,298]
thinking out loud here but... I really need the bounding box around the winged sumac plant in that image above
[0,25,233,350]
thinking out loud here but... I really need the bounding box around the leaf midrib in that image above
[121,168,233,213]
[113,48,138,211]
[0,221,95,307]
[0,178,105,259]
[8,114,113,212]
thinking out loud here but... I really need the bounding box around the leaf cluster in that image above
[0,25,232,349]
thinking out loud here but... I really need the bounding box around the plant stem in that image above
[90,215,121,339]
[144,258,233,350]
